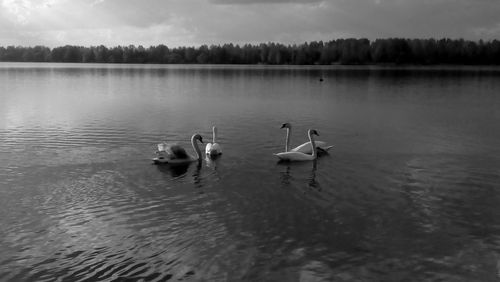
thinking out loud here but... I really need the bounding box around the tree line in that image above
[1,38,500,65]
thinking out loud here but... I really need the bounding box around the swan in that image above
[153,134,204,164]
[205,126,222,157]
[281,122,333,153]
[275,129,319,161]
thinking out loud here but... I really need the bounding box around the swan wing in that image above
[165,144,189,159]
[210,143,222,154]
[274,151,315,161]
[205,142,213,155]
[291,141,332,154]
[318,145,334,152]
[157,142,168,151]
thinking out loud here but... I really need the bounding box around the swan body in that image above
[291,141,333,153]
[153,134,204,165]
[281,123,333,153]
[275,129,319,162]
[205,126,222,157]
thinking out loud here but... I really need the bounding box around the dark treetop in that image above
[2,38,500,65]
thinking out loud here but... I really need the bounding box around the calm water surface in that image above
[1,63,500,281]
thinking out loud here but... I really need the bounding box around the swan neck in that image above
[309,130,317,158]
[191,136,202,160]
[212,127,217,143]
[285,127,290,152]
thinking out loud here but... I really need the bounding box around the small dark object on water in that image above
[319,77,324,82]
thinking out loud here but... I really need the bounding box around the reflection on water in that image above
[1,63,500,281]
[279,160,319,191]
[308,161,319,190]
[205,155,221,169]
[155,160,202,179]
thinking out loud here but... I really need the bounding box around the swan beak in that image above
[280,124,286,129]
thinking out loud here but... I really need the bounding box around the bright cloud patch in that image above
[2,0,58,24]
[211,0,323,4]
[1,0,500,47]
[2,0,32,23]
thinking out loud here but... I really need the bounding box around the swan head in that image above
[309,129,319,136]
[192,133,204,143]
[280,122,291,129]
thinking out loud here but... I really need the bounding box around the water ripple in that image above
[2,64,500,281]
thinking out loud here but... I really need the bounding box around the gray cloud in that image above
[1,0,500,47]
[210,0,323,4]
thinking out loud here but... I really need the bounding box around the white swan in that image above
[153,134,204,164]
[205,126,222,157]
[281,122,333,153]
[275,129,319,161]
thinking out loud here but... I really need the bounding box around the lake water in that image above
[1,63,500,281]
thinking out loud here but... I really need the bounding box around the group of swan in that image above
[153,126,222,165]
[280,122,333,154]
[274,123,333,161]
[153,123,332,164]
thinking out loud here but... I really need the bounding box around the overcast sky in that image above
[1,0,500,47]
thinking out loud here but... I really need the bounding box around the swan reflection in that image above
[308,160,319,191]
[280,165,292,185]
[156,160,203,181]
[279,160,319,191]
[192,161,203,188]
[205,156,217,169]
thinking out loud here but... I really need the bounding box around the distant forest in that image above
[1,38,500,65]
